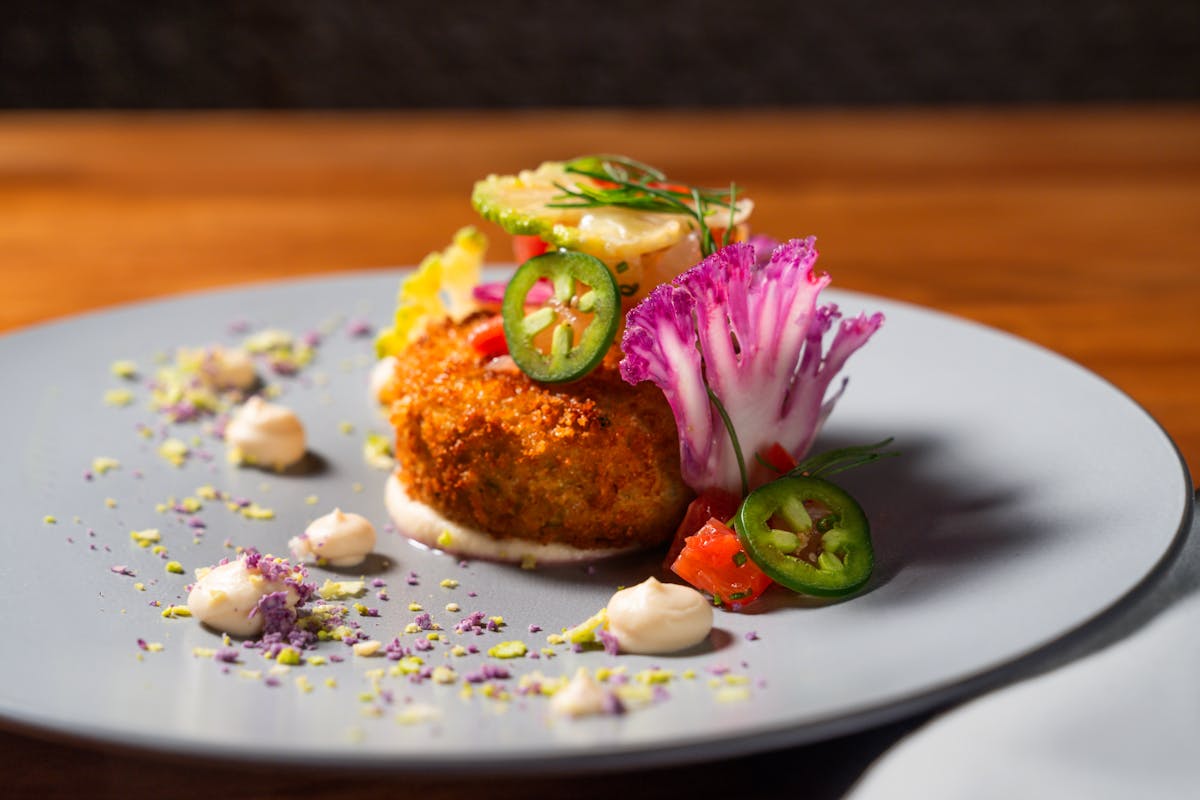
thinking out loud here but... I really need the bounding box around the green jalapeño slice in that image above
[734,476,874,597]
[501,250,620,383]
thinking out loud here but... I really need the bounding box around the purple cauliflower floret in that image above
[620,237,883,494]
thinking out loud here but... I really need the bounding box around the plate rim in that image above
[0,268,1192,773]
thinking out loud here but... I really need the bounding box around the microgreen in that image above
[761,438,899,479]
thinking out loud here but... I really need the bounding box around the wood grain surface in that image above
[1,109,1196,798]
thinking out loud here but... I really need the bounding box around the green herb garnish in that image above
[548,155,742,258]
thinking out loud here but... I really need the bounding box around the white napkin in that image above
[849,507,1200,800]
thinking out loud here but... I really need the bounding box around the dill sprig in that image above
[548,155,742,258]
[772,438,899,479]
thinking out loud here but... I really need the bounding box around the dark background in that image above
[2,0,1197,109]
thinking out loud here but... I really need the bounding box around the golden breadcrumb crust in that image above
[383,314,690,549]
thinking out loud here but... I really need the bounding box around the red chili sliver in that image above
[467,315,508,357]
[670,518,773,608]
[663,489,742,571]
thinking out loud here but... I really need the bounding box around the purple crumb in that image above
[250,591,298,636]
[454,611,487,634]
[527,624,542,634]
[371,578,386,588]
[464,664,510,683]
[602,692,626,715]
[110,565,136,577]
[345,319,372,338]
[385,638,409,660]
[597,628,620,656]
[83,470,93,481]
[744,631,760,641]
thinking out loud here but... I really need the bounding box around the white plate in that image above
[0,270,1191,772]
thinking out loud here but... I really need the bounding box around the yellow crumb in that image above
[103,388,135,407]
[110,360,139,379]
[352,640,382,657]
[486,641,527,659]
[92,457,121,475]
[158,438,189,467]
[130,529,161,547]
[240,503,275,521]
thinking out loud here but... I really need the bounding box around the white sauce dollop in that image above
[605,576,713,654]
[369,356,398,405]
[186,559,299,637]
[550,668,610,718]
[205,346,257,390]
[290,509,376,567]
[225,396,306,469]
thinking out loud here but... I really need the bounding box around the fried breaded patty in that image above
[384,314,690,551]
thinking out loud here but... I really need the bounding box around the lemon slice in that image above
[473,161,752,263]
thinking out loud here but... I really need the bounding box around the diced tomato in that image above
[760,442,796,474]
[467,315,508,358]
[512,235,550,265]
[670,518,773,608]
[663,489,742,571]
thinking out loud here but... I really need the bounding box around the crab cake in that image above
[382,314,690,561]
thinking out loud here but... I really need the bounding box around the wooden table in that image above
[2,109,1197,798]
